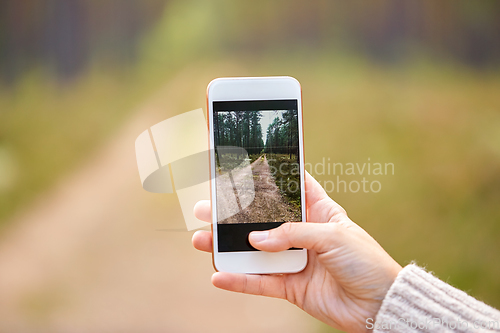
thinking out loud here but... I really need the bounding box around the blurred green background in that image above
[1,1,499,332]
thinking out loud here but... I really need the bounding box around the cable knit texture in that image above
[372,264,500,332]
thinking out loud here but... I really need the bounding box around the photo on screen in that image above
[213,100,303,252]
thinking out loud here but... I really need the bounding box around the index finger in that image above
[194,200,211,222]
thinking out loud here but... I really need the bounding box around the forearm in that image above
[371,264,500,332]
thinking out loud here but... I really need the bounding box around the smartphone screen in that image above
[213,99,303,252]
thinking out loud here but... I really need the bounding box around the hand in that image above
[192,172,402,333]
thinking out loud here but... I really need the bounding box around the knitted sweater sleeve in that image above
[372,264,500,332]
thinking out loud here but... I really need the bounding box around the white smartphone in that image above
[207,76,307,274]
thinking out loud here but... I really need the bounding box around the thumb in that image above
[248,222,342,253]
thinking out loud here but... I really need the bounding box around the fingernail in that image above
[249,231,269,243]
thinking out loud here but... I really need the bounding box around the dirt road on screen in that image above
[219,155,301,224]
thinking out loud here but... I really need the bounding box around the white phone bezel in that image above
[207,76,307,274]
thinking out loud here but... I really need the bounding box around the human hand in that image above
[192,172,402,333]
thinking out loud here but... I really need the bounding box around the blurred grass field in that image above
[243,53,500,311]
[1,1,500,332]
[3,49,500,313]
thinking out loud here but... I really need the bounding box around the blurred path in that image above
[0,68,317,333]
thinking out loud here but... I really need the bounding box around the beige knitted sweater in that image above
[373,264,500,332]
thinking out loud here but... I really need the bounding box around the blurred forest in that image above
[1,1,500,332]
[0,0,165,82]
[2,0,499,226]
[1,0,500,83]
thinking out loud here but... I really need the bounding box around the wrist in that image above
[364,261,403,332]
